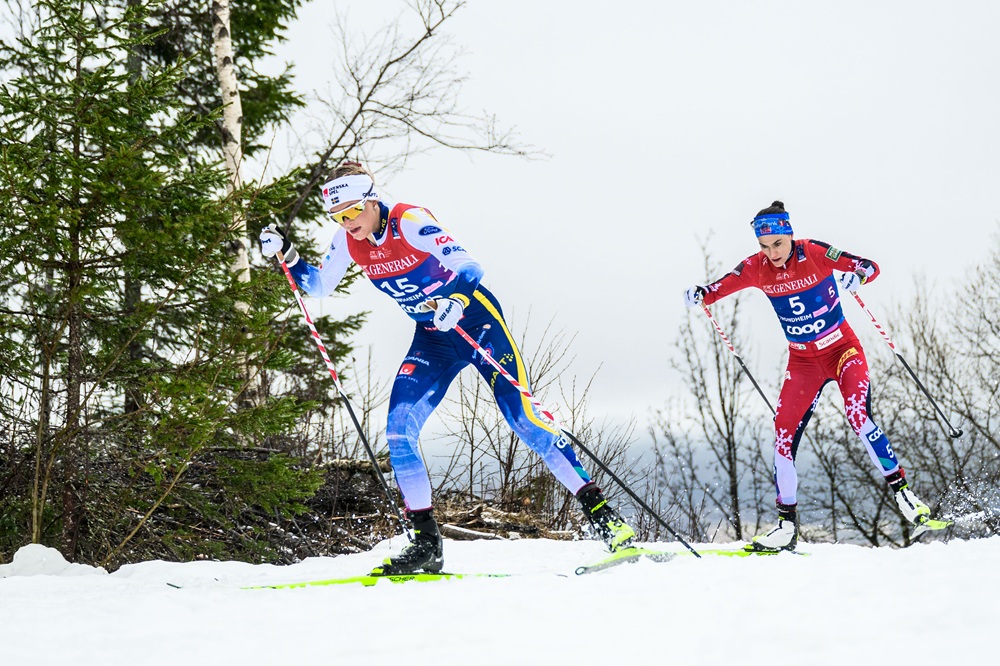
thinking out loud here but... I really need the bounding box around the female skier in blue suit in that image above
[261,163,634,574]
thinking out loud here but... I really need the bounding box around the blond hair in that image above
[330,161,374,182]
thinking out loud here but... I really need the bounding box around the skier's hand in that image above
[424,297,465,332]
[838,270,864,292]
[683,286,705,308]
[259,223,298,265]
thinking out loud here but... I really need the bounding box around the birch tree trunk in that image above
[211,0,260,408]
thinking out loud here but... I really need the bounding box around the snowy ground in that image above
[1,536,997,665]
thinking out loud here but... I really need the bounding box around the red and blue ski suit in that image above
[288,201,593,511]
[702,239,901,506]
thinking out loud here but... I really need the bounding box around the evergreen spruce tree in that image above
[130,0,366,425]
[2,0,537,567]
[0,0,321,567]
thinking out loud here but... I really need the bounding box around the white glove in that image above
[427,297,464,332]
[838,271,863,292]
[259,223,298,265]
[683,286,705,308]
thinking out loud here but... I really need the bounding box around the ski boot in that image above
[577,483,635,552]
[746,502,798,552]
[886,469,931,525]
[371,509,444,575]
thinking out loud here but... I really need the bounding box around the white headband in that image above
[321,174,378,211]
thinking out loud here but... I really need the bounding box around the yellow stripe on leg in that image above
[472,291,560,436]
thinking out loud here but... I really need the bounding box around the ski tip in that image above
[911,517,954,540]
[916,516,954,529]
[574,547,676,575]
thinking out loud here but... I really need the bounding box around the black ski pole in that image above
[275,251,412,540]
[446,320,702,558]
[850,291,963,438]
[558,429,700,557]
[700,303,777,416]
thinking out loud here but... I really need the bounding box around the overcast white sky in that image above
[267,1,1000,431]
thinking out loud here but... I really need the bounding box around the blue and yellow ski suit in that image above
[288,201,592,510]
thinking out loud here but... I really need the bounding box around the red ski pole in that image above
[275,251,412,538]
[443,316,701,558]
[699,303,776,416]
[850,291,962,439]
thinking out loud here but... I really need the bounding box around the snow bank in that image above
[0,543,107,578]
[0,536,996,666]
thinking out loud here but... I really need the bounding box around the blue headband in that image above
[752,212,793,237]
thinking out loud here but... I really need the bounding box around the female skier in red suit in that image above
[684,201,938,551]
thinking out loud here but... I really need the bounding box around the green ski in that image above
[912,517,953,540]
[574,547,676,575]
[679,547,809,557]
[246,572,511,589]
